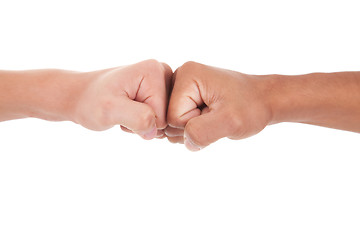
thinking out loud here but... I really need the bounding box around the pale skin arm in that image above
[166,62,360,151]
[0,59,172,139]
[0,69,86,122]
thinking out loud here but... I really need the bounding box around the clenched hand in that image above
[166,62,273,151]
[75,59,172,139]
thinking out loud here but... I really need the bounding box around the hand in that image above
[74,59,172,139]
[2,59,358,144]
[166,61,273,151]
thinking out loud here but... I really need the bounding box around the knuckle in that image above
[142,59,169,86]
[161,62,172,75]
[143,59,164,73]
[226,111,244,137]
[144,59,161,67]
[181,61,200,70]
[156,120,168,130]
[166,113,176,127]
[176,61,201,77]
[185,120,206,147]
[135,107,155,132]
[167,114,184,129]
[171,61,202,93]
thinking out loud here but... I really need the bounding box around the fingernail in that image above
[142,126,157,140]
[184,135,202,152]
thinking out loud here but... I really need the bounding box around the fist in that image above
[74,59,172,139]
[166,61,273,151]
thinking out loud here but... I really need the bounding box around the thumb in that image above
[115,97,157,140]
[184,110,230,151]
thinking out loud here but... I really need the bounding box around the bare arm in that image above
[267,72,360,132]
[0,69,85,122]
[166,62,360,151]
[0,60,172,139]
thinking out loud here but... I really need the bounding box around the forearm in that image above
[0,69,88,122]
[264,72,360,132]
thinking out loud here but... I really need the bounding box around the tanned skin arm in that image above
[166,62,360,151]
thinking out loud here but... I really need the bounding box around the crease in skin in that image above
[134,75,145,101]
[168,124,184,129]
[187,95,198,106]
[192,77,206,104]
[142,95,152,103]
[192,77,220,112]
[178,95,199,119]
[173,78,204,123]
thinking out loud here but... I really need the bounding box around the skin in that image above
[0,59,172,139]
[1,60,359,151]
[166,61,360,151]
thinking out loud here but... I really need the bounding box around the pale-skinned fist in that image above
[74,59,172,139]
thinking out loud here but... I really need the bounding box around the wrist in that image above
[258,74,287,125]
[13,69,91,122]
[52,70,92,123]
[259,74,300,125]
[261,73,321,125]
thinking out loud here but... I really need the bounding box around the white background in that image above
[0,0,359,239]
